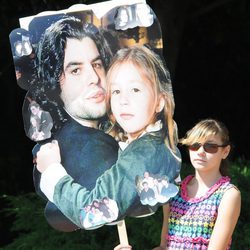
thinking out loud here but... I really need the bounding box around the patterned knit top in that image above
[167,175,234,250]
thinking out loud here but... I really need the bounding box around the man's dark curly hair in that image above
[30,15,113,132]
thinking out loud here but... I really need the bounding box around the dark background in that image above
[0,0,249,246]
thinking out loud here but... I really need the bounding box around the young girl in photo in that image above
[36,45,181,230]
[153,119,241,250]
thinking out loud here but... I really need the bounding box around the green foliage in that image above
[125,212,163,250]
[1,193,119,250]
[1,159,250,249]
[229,158,250,250]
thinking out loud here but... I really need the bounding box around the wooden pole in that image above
[117,219,129,245]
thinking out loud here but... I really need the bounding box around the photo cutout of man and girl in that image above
[9,0,181,233]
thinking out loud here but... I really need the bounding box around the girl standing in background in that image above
[154,119,241,250]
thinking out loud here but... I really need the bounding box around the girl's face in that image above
[109,62,162,141]
[189,134,230,174]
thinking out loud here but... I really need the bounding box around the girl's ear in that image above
[156,94,165,113]
[222,145,231,159]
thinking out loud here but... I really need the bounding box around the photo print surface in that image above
[9,0,181,232]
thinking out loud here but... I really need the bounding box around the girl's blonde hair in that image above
[106,45,178,150]
[180,118,231,175]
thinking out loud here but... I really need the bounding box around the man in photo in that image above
[28,101,53,141]
[31,15,119,232]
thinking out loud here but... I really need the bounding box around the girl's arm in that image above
[37,137,181,229]
[208,187,241,250]
[152,204,169,250]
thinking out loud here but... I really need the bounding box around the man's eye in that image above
[71,68,81,75]
[92,62,103,69]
